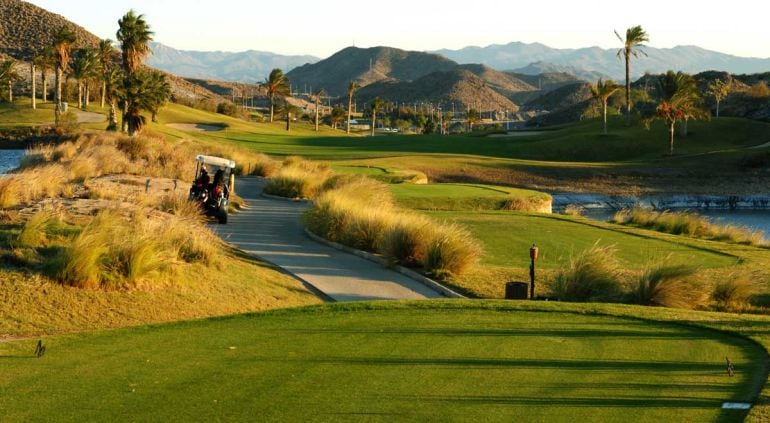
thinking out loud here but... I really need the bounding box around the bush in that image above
[422,223,482,280]
[632,264,704,309]
[612,207,767,246]
[14,208,62,248]
[57,210,220,289]
[712,273,757,312]
[264,158,332,199]
[379,215,433,267]
[550,244,623,302]
[563,204,584,216]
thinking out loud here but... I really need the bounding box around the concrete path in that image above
[214,177,444,301]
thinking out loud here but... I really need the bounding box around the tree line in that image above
[0,10,170,136]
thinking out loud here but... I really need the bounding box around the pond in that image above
[0,149,24,174]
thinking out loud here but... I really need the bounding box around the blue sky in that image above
[27,0,770,58]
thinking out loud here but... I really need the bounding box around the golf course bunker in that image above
[167,123,226,132]
[0,304,763,421]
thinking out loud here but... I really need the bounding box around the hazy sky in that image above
[26,0,770,58]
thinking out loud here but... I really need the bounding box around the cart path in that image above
[213,177,444,301]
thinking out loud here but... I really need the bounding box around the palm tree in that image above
[33,48,55,104]
[117,10,154,135]
[330,106,346,129]
[616,25,649,125]
[312,87,325,131]
[707,79,730,118]
[52,26,77,125]
[104,68,123,130]
[653,71,708,155]
[370,97,384,136]
[466,108,480,132]
[346,80,358,134]
[71,49,98,109]
[590,78,621,134]
[0,60,20,103]
[264,68,289,123]
[98,39,115,108]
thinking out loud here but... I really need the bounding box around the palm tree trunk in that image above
[315,98,319,131]
[602,100,608,134]
[101,81,106,108]
[54,67,62,125]
[286,109,290,131]
[668,121,676,155]
[8,80,12,103]
[42,71,47,103]
[716,99,720,118]
[31,64,36,110]
[121,102,128,133]
[625,51,631,126]
[77,81,82,109]
[108,99,118,130]
[269,94,274,123]
[347,95,353,134]
[85,83,90,108]
[371,110,376,136]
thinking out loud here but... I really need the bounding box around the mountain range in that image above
[434,42,770,80]
[146,42,319,83]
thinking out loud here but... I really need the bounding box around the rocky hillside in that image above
[524,82,593,111]
[0,0,100,59]
[286,46,458,97]
[0,0,223,104]
[356,69,519,112]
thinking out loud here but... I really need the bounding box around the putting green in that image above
[0,302,762,422]
[391,183,551,211]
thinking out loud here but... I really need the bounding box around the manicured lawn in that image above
[432,211,738,270]
[390,183,551,211]
[0,301,764,422]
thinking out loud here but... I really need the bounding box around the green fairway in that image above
[390,183,551,211]
[433,211,738,270]
[0,301,763,422]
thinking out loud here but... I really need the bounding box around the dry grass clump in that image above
[240,153,280,177]
[305,175,482,279]
[158,193,205,222]
[551,244,624,302]
[562,204,585,216]
[422,223,482,279]
[632,264,704,309]
[378,214,434,267]
[501,196,552,213]
[612,207,767,246]
[712,273,758,312]
[13,208,69,248]
[57,209,221,289]
[264,157,333,199]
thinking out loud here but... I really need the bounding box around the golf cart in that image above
[189,155,236,224]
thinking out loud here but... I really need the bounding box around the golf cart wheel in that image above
[218,208,228,224]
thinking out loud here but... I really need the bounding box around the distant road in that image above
[214,177,444,301]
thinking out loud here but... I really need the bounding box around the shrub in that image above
[612,206,767,246]
[0,177,20,208]
[379,214,433,267]
[264,158,332,199]
[563,204,584,216]
[14,208,62,248]
[550,244,623,302]
[632,264,704,309]
[712,273,757,312]
[241,153,279,177]
[337,206,393,252]
[422,223,482,280]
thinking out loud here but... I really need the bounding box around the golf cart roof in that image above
[196,155,236,169]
